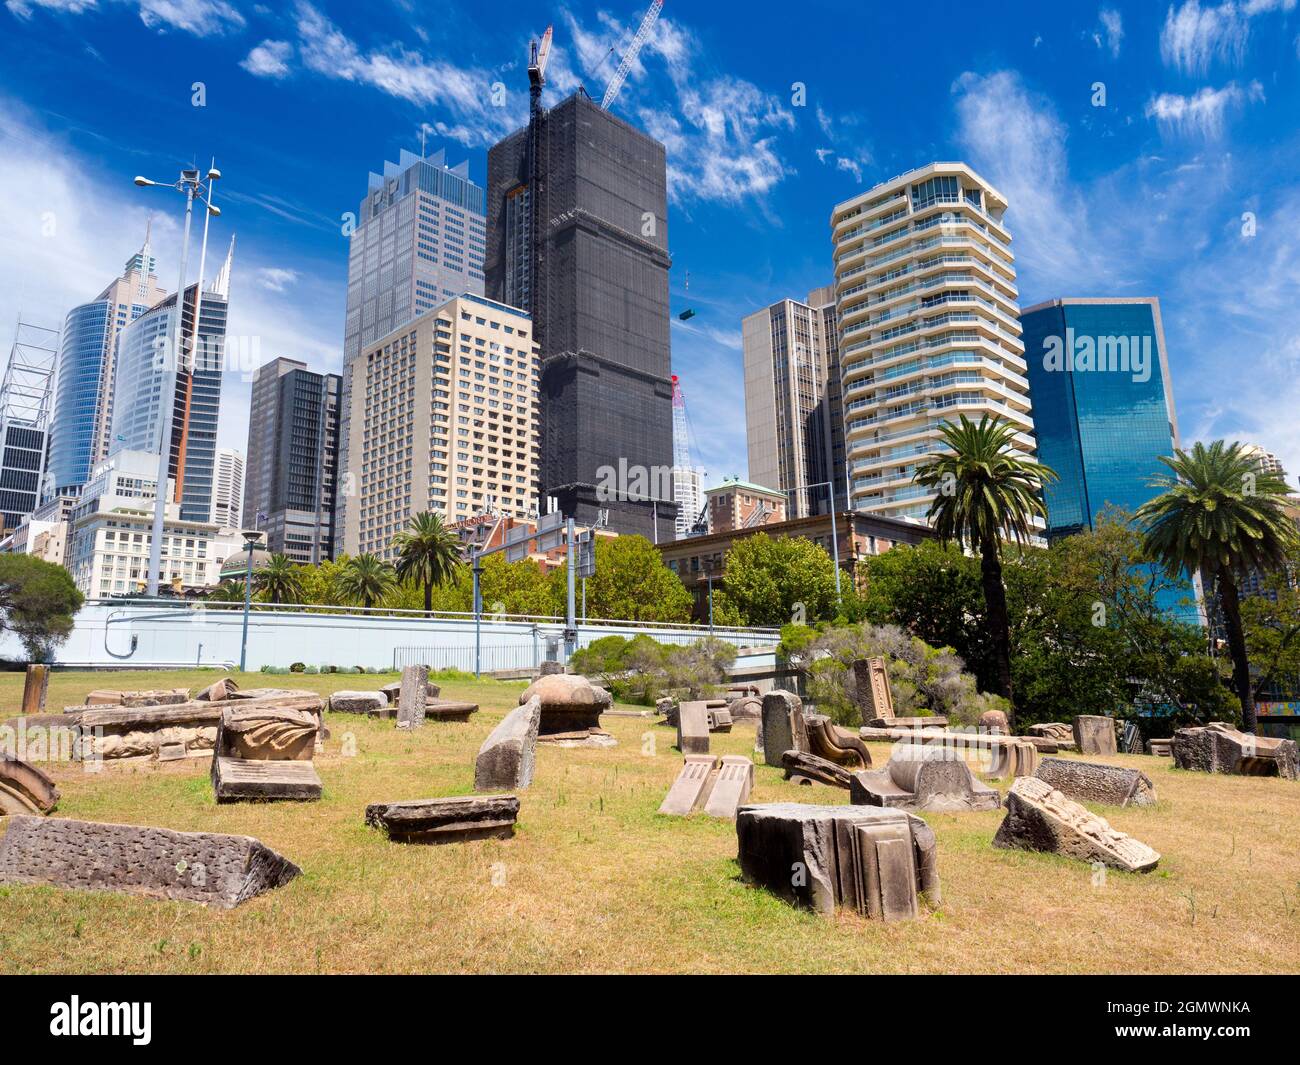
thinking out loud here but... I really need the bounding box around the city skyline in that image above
[1,2,1299,494]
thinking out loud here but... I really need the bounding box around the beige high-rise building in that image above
[830,162,1034,522]
[343,294,540,559]
[742,288,846,519]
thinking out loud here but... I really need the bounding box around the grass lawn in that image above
[1,669,1297,974]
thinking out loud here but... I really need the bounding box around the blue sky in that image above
[1,0,1299,489]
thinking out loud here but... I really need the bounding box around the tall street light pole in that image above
[788,479,843,603]
[238,530,260,672]
[134,165,221,597]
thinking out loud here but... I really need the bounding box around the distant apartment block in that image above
[743,286,846,519]
[342,294,540,560]
[210,448,244,530]
[244,358,341,564]
[704,477,787,535]
[338,148,487,543]
[47,229,170,498]
[1020,297,1179,539]
[65,449,241,597]
[830,162,1034,523]
[110,240,234,524]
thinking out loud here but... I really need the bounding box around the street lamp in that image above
[702,556,718,633]
[133,163,222,597]
[238,529,262,672]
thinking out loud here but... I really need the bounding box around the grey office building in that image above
[244,357,341,564]
[486,91,676,539]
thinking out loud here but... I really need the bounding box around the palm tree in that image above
[1136,440,1299,733]
[254,553,304,605]
[913,414,1057,726]
[204,580,245,604]
[333,553,396,610]
[391,511,462,612]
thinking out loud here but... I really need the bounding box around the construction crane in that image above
[528,24,553,117]
[601,0,663,109]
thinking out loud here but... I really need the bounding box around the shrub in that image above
[289,662,305,673]
[801,622,1001,728]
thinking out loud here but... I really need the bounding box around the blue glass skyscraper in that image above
[1020,298,1179,537]
[47,231,169,496]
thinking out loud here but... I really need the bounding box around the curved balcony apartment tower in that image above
[830,162,1035,523]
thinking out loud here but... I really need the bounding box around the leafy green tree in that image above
[1240,542,1300,702]
[717,533,837,627]
[553,535,691,623]
[391,512,461,613]
[913,413,1057,725]
[254,553,304,604]
[333,553,396,610]
[478,554,559,618]
[0,555,84,662]
[1138,440,1300,732]
[298,557,350,606]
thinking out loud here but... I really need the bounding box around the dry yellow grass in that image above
[0,669,1297,973]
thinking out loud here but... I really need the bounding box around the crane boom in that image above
[601,0,662,109]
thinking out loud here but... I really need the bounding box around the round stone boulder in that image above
[520,673,612,734]
[979,709,1009,735]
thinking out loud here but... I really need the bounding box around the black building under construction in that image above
[486,88,676,540]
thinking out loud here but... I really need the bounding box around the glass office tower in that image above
[1020,297,1179,538]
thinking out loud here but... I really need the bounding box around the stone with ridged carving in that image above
[850,745,999,812]
[1172,723,1298,780]
[805,713,871,768]
[736,803,941,921]
[993,776,1159,872]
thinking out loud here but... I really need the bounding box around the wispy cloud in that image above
[254,266,298,291]
[241,39,292,79]
[952,70,1117,296]
[1098,7,1124,58]
[1159,0,1296,74]
[1145,80,1264,137]
[6,0,244,35]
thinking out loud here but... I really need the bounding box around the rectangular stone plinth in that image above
[1073,715,1118,756]
[397,665,430,730]
[702,756,753,819]
[0,816,300,908]
[736,803,940,920]
[365,795,519,844]
[677,701,710,755]
[475,698,541,792]
[212,757,323,802]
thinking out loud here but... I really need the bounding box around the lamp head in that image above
[133,176,153,187]
[207,167,221,181]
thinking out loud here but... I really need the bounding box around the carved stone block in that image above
[211,757,323,802]
[1172,724,1298,779]
[702,756,754,819]
[805,713,871,768]
[475,696,541,792]
[0,816,300,907]
[1073,715,1118,756]
[1035,757,1156,807]
[760,690,807,767]
[329,690,388,714]
[658,755,719,815]
[781,750,857,789]
[0,754,59,815]
[365,795,519,844]
[520,673,611,735]
[851,657,894,725]
[676,700,710,755]
[993,777,1159,872]
[850,747,1000,812]
[397,665,430,730]
[736,803,940,920]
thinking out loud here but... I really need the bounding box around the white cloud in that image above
[138,0,244,35]
[952,70,1117,296]
[1099,7,1124,58]
[241,39,293,79]
[1145,80,1264,137]
[5,0,97,17]
[254,266,298,291]
[6,0,244,34]
[836,156,864,183]
[1159,0,1295,74]
[290,1,521,146]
